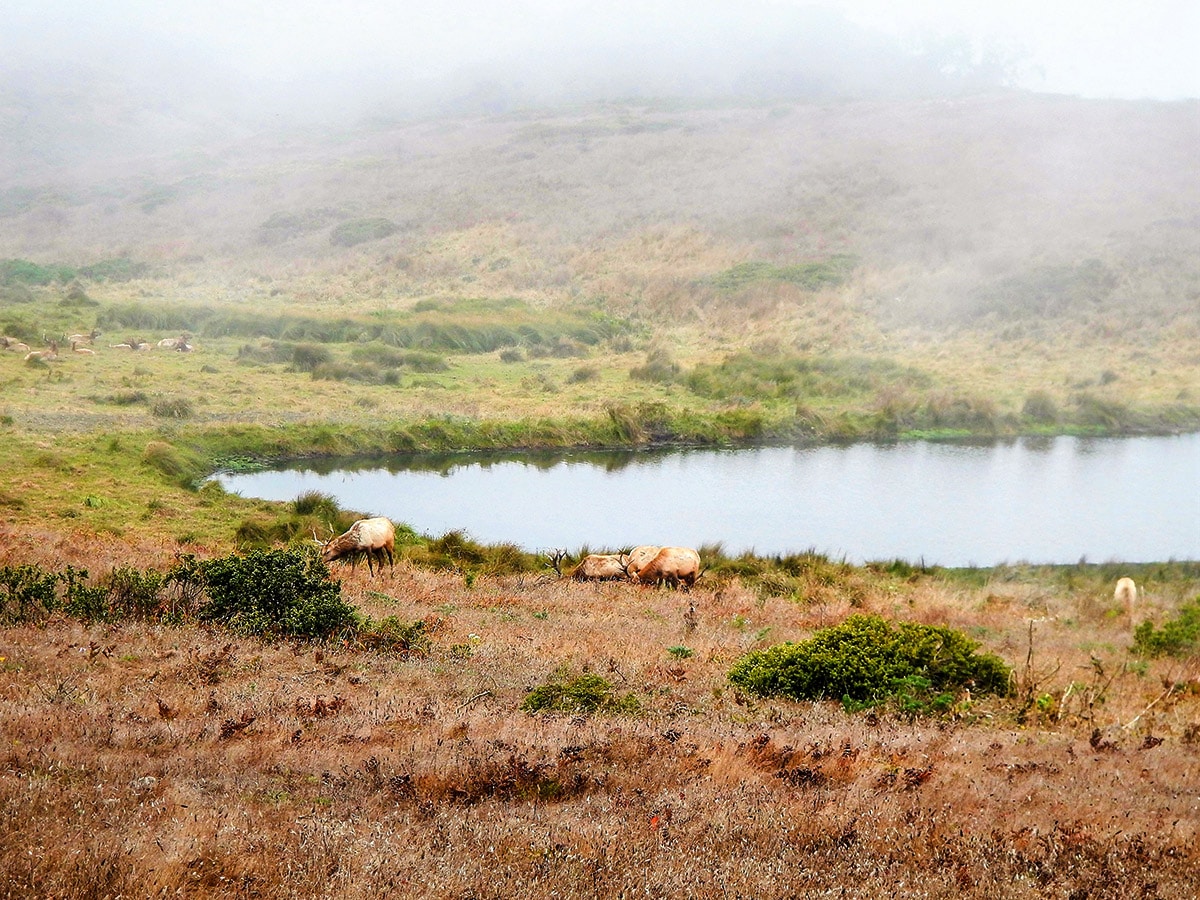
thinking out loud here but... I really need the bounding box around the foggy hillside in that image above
[0,3,1197,332]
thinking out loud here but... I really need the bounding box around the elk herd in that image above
[552,544,702,588]
[1,330,193,362]
[317,517,703,590]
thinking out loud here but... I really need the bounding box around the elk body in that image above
[622,545,661,578]
[1115,576,1138,623]
[319,517,396,575]
[570,553,630,581]
[630,547,701,589]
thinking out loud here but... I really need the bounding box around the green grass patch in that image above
[522,671,641,715]
[709,255,857,292]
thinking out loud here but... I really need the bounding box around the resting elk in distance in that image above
[317,517,396,576]
[629,546,701,589]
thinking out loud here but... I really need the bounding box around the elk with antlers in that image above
[316,517,396,576]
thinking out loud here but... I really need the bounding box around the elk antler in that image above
[543,548,568,577]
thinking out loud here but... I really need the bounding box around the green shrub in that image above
[104,566,166,620]
[77,257,149,282]
[0,564,63,623]
[0,258,76,286]
[522,672,640,715]
[65,566,166,623]
[196,547,355,640]
[357,616,430,654]
[728,614,1011,712]
[1132,599,1200,658]
[330,217,398,247]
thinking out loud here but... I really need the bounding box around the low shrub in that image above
[728,614,1011,713]
[0,564,63,624]
[330,217,398,247]
[1132,598,1200,658]
[522,671,640,715]
[196,547,355,640]
[357,616,430,654]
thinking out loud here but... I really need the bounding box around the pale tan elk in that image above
[1115,576,1138,624]
[622,545,661,578]
[71,341,96,356]
[630,547,701,589]
[570,553,630,581]
[317,517,396,576]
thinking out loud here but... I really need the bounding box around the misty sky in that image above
[2,0,1197,107]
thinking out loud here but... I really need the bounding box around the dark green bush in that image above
[104,566,166,620]
[1132,598,1200,658]
[0,564,63,623]
[728,614,1011,712]
[522,672,640,715]
[197,547,355,640]
[65,566,166,623]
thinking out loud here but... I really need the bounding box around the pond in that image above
[217,433,1200,567]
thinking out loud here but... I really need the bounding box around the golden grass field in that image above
[3,527,1200,898]
[2,91,1200,897]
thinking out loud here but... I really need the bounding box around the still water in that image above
[218,434,1200,567]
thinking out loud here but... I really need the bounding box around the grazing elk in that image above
[1115,576,1139,624]
[630,546,701,589]
[622,545,661,579]
[317,517,396,576]
[570,553,630,581]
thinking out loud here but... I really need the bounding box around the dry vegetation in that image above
[3,528,1200,898]
[2,88,1199,897]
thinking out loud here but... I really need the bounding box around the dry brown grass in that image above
[3,528,1200,897]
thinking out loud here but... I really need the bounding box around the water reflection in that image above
[219,434,1200,566]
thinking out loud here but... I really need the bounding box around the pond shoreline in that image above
[218,433,1200,567]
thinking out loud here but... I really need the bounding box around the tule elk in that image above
[1115,576,1138,623]
[318,517,396,576]
[622,545,661,579]
[570,553,630,581]
[630,547,701,589]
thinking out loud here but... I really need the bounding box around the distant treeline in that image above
[97,297,633,352]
